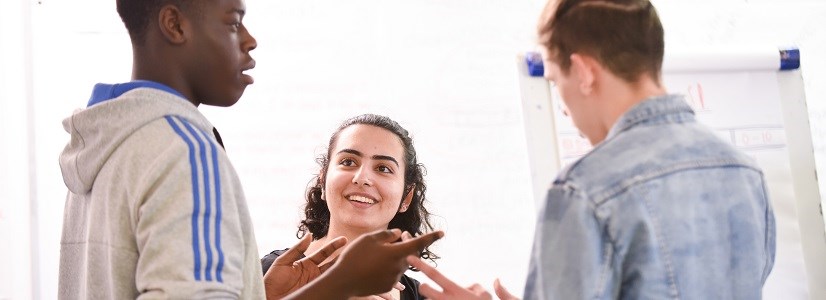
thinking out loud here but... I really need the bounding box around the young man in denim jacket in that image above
[407,0,776,299]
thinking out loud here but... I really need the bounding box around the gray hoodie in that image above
[58,84,264,299]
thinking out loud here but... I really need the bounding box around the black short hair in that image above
[116,0,194,44]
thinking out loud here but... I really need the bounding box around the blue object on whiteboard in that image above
[780,48,800,70]
[527,48,799,74]
[525,52,544,77]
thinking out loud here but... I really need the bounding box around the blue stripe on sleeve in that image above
[179,117,214,282]
[200,127,226,283]
[164,116,203,281]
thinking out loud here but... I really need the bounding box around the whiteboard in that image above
[516,47,826,300]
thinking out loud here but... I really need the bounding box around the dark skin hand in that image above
[282,229,444,300]
[264,233,347,299]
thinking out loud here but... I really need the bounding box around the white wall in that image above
[0,0,34,299]
[5,0,825,298]
[25,1,133,298]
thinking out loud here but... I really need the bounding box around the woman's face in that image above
[323,124,412,233]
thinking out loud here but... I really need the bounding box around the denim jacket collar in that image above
[605,94,695,141]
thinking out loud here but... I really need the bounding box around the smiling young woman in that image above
[262,114,438,300]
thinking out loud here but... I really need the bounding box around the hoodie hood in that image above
[60,83,215,194]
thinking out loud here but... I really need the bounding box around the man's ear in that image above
[570,53,596,95]
[399,184,415,213]
[157,5,188,44]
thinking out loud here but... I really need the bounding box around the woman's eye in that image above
[377,165,393,173]
[339,158,356,166]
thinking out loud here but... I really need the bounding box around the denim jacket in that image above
[523,95,776,299]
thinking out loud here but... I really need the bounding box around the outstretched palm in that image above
[263,234,346,299]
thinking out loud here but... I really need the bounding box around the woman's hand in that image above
[406,256,520,300]
[263,233,347,299]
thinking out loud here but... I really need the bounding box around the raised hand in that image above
[283,229,443,300]
[407,255,505,300]
[333,229,444,296]
[493,278,519,300]
[263,233,347,299]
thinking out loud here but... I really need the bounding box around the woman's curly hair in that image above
[297,114,439,263]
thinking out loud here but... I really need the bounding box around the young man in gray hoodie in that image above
[58,0,441,298]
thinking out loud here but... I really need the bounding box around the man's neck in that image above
[590,75,667,144]
[131,46,198,106]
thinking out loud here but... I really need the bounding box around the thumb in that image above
[274,233,312,266]
[493,278,518,300]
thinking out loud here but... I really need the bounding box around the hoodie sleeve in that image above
[126,116,263,299]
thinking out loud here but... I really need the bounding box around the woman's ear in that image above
[399,184,416,212]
